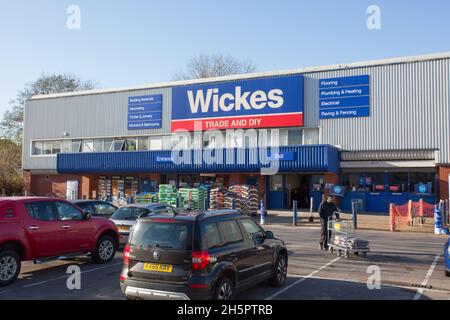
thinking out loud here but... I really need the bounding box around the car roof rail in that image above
[197,209,241,220]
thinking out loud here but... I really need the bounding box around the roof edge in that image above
[29,51,450,101]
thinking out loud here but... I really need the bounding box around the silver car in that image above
[110,203,175,245]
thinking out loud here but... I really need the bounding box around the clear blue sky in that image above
[0,0,449,115]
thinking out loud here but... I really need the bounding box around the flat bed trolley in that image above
[327,215,369,259]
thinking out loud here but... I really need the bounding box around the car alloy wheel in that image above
[217,281,233,300]
[99,240,114,261]
[276,256,287,284]
[0,255,18,282]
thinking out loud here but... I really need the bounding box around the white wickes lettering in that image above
[187,87,285,113]
[187,90,213,114]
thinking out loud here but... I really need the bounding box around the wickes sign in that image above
[171,75,304,131]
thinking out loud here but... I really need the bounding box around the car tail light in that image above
[123,244,131,266]
[192,251,211,270]
[119,275,126,282]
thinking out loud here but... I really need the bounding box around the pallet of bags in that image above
[209,187,227,210]
[158,184,178,206]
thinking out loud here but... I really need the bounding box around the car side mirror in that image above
[265,231,275,239]
[83,210,92,220]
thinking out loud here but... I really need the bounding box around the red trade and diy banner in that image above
[171,75,304,132]
[171,113,303,131]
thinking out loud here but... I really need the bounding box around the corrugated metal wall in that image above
[23,57,450,171]
[23,87,171,170]
[304,59,450,163]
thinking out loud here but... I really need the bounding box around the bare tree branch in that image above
[0,73,98,144]
[173,54,257,81]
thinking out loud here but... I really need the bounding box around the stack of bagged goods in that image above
[199,184,212,210]
[134,192,159,204]
[209,187,227,210]
[224,191,239,210]
[178,188,207,211]
[224,185,259,216]
[347,238,370,251]
[158,184,178,206]
[333,235,370,251]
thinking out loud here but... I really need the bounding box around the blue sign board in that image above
[267,151,295,161]
[415,183,432,195]
[319,75,370,119]
[128,94,163,130]
[330,185,346,197]
[171,75,304,131]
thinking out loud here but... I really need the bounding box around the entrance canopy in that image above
[57,145,340,175]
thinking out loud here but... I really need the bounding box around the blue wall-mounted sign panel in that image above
[319,75,370,119]
[128,94,163,130]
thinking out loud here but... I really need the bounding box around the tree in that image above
[0,73,98,143]
[173,54,256,80]
[0,139,23,195]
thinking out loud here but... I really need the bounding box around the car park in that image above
[109,203,175,245]
[119,209,288,300]
[444,237,450,277]
[71,200,118,218]
[0,197,120,287]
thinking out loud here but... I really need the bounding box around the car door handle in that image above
[28,226,39,230]
[61,225,71,229]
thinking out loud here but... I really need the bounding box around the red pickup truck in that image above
[0,197,120,286]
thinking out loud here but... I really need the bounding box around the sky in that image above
[0,0,449,115]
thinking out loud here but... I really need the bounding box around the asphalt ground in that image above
[0,225,448,300]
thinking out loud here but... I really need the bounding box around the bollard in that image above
[389,203,396,232]
[352,201,358,230]
[441,200,446,227]
[260,200,265,225]
[232,198,236,210]
[293,200,298,226]
[434,205,443,234]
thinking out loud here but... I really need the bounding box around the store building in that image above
[23,52,450,213]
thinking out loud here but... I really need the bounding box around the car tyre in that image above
[269,254,287,287]
[92,235,116,264]
[446,270,450,277]
[0,250,21,287]
[213,277,234,300]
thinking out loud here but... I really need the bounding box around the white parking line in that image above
[265,257,341,300]
[21,262,123,289]
[413,254,440,301]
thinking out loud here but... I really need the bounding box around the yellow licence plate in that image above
[118,226,129,232]
[143,263,173,273]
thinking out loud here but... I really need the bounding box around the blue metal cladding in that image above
[57,145,340,175]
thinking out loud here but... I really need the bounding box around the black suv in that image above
[120,210,288,300]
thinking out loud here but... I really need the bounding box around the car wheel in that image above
[446,270,450,277]
[92,235,116,264]
[0,250,21,287]
[214,277,234,300]
[269,254,287,287]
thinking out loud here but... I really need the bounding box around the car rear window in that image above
[130,220,193,250]
[111,207,150,220]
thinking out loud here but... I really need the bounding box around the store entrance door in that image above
[286,175,310,209]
